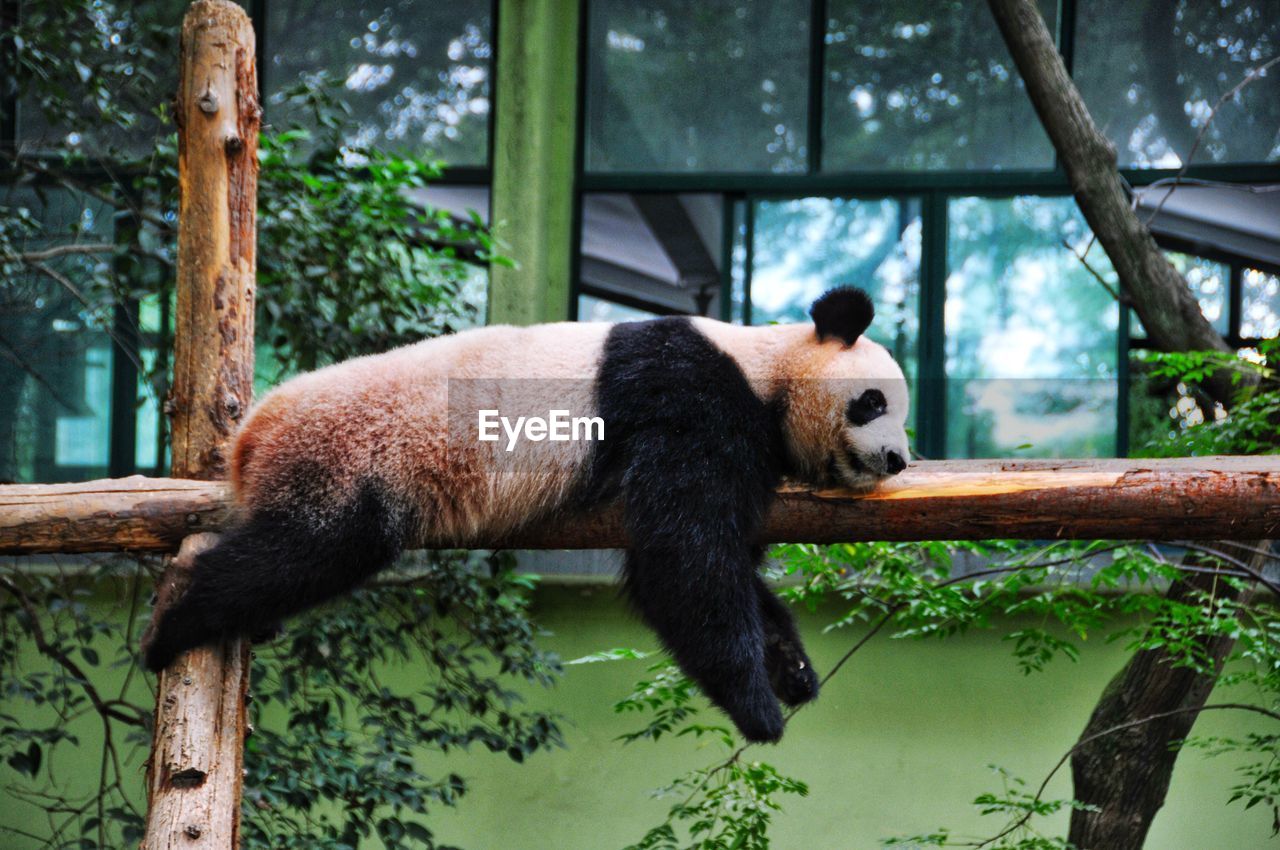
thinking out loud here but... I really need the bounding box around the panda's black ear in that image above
[810,287,874,346]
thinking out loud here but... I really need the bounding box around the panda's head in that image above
[779,287,911,489]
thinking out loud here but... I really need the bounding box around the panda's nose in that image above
[885,450,906,475]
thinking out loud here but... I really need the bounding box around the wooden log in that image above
[142,2,259,848]
[143,534,251,850]
[0,476,232,555]
[3,458,1277,555]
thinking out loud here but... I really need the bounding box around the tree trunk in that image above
[142,2,259,848]
[984,1,1268,846]
[1069,553,1259,849]
[985,0,1235,391]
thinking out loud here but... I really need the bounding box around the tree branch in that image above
[972,702,1280,848]
[17,243,116,262]
[985,0,1237,402]
[0,575,148,728]
[1141,55,1280,227]
[982,4,1274,846]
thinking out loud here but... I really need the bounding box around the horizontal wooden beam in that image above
[1,457,1277,556]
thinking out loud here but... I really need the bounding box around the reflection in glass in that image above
[1242,268,1280,339]
[578,295,659,323]
[729,201,748,324]
[1130,252,1229,337]
[585,0,810,173]
[266,0,491,165]
[0,189,116,482]
[1074,0,1280,167]
[748,197,921,391]
[946,197,1119,458]
[17,0,193,156]
[823,0,1056,170]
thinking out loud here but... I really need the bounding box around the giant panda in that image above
[142,286,910,743]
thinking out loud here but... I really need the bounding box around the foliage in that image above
[3,0,183,159]
[1130,340,1280,457]
[0,562,153,849]
[2,0,502,392]
[622,758,809,850]
[613,663,729,746]
[240,552,562,849]
[0,553,564,849]
[253,76,505,374]
[884,765,1093,849]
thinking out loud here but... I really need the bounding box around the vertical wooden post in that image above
[488,0,579,325]
[143,2,259,847]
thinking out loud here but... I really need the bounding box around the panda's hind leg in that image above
[142,480,408,672]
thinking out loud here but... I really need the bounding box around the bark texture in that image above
[168,0,259,482]
[143,535,252,850]
[1069,556,1258,850]
[142,2,258,848]
[2,458,1277,554]
[0,476,231,554]
[984,1,1269,847]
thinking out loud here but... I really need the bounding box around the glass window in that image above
[578,193,726,316]
[1074,0,1280,168]
[1242,267,1280,339]
[134,289,172,476]
[729,200,749,323]
[266,0,492,165]
[822,0,1057,171]
[17,0,193,157]
[585,0,810,173]
[578,295,660,323]
[946,196,1119,458]
[747,196,921,394]
[0,188,116,482]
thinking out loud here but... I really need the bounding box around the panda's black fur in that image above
[144,474,409,671]
[142,288,909,744]
[587,318,812,741]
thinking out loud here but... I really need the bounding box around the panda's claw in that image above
[765,636,820,707]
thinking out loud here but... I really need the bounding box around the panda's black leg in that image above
[753,571,819,707]
[142,481,405,672]
[623,544,784,743]
[594,317,791,742]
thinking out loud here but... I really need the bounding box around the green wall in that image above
[426,585,1273,849]
[2,583,1273,849]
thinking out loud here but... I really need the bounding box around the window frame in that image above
[570,0,1280,460]
[0,0,499,481]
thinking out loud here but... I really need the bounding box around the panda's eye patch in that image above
[846,389,887,426]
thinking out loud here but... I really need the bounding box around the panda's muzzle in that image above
[845,447,907,477]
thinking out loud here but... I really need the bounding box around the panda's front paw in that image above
[765,637,820,707]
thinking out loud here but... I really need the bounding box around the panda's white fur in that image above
[145,287,910,743]
[234,322,610,544]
